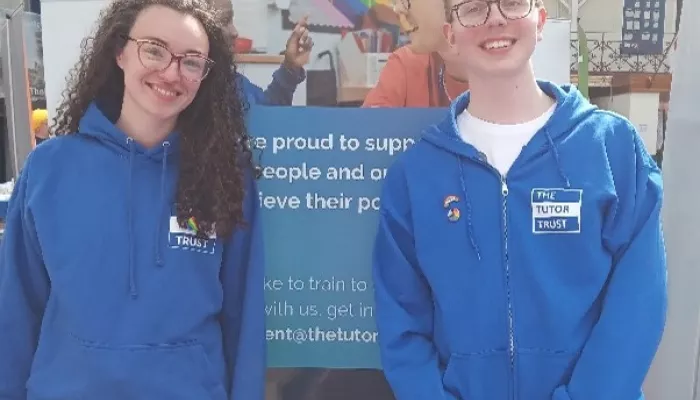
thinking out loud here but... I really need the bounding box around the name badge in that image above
[168,217,217,254]
[531,188,582,234]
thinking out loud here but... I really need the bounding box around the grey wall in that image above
[0,0,22,11]
[0,7,33,177]
[644,0,700,398]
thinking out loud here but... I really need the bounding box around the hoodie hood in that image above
[423,80,598,159]
[78,102,180,298]
[78,102,181,161]
[420,80,598,260]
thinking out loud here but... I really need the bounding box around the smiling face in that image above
[443,0,546,79]
[116,5,210,125]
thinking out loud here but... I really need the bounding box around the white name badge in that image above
[531,188,583,234]
[168,217,217,254]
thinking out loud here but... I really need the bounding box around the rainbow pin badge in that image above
[186,216,199,234]
[442,194,461,222]
[443,195,461,222]
[447,208,461,222]
[443,195,460,209]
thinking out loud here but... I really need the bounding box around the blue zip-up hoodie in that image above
[373,81,666,400]
[0,102,265,400]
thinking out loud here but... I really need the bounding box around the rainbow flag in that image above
[332,0,369,21]
[187,217,198,233]
[307,0,355,28]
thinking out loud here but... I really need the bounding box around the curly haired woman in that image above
[0,0,264,399]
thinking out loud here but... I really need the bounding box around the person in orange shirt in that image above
[363,0,469,107]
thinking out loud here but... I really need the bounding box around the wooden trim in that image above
[336,72,672,103]
[235,54,285,65]
[571,74,617,88]
[612,73,673,93]
[571,72,672,94]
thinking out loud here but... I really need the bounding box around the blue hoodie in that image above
[236,65,305,106]
[0,103,265,400]
[373,81,666,400]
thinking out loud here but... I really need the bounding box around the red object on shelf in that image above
[234,37,253,53]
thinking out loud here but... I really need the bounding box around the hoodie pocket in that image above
[441,351,510,400]
[516,349,578,400]
[26,334,227,400]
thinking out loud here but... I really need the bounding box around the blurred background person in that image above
[31,108,51,145]
[212,0,313,105]
[363,0,468,107]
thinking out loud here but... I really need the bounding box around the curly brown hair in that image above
[51,0,253,238]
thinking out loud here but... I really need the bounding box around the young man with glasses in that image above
[372,0,667,399]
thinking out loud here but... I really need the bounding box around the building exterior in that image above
[0,0,37,12]
[544,0,678,155]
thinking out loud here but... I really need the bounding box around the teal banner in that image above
[249,106,446,368]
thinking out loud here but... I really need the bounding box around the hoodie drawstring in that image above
[544,130,571,188]
[155,141,170,267]
[126,138,137,298]
[457,159,482,261]
[126,139,171,299]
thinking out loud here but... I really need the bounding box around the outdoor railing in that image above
[570,31,676,74]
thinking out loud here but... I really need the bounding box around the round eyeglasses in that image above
[122,35,214,82]
[450,0,534,28]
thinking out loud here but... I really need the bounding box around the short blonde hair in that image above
[31,109,48,133]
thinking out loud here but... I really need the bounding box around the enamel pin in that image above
[444,195,460,222]
[447,208,461,222]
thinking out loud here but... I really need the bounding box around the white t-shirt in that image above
[456,104,556,176]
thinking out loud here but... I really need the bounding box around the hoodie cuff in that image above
[275,64,306,87]
[552,385,573,400]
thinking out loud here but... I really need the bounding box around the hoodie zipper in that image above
[470,156,516,397]
[501,175,515,399]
